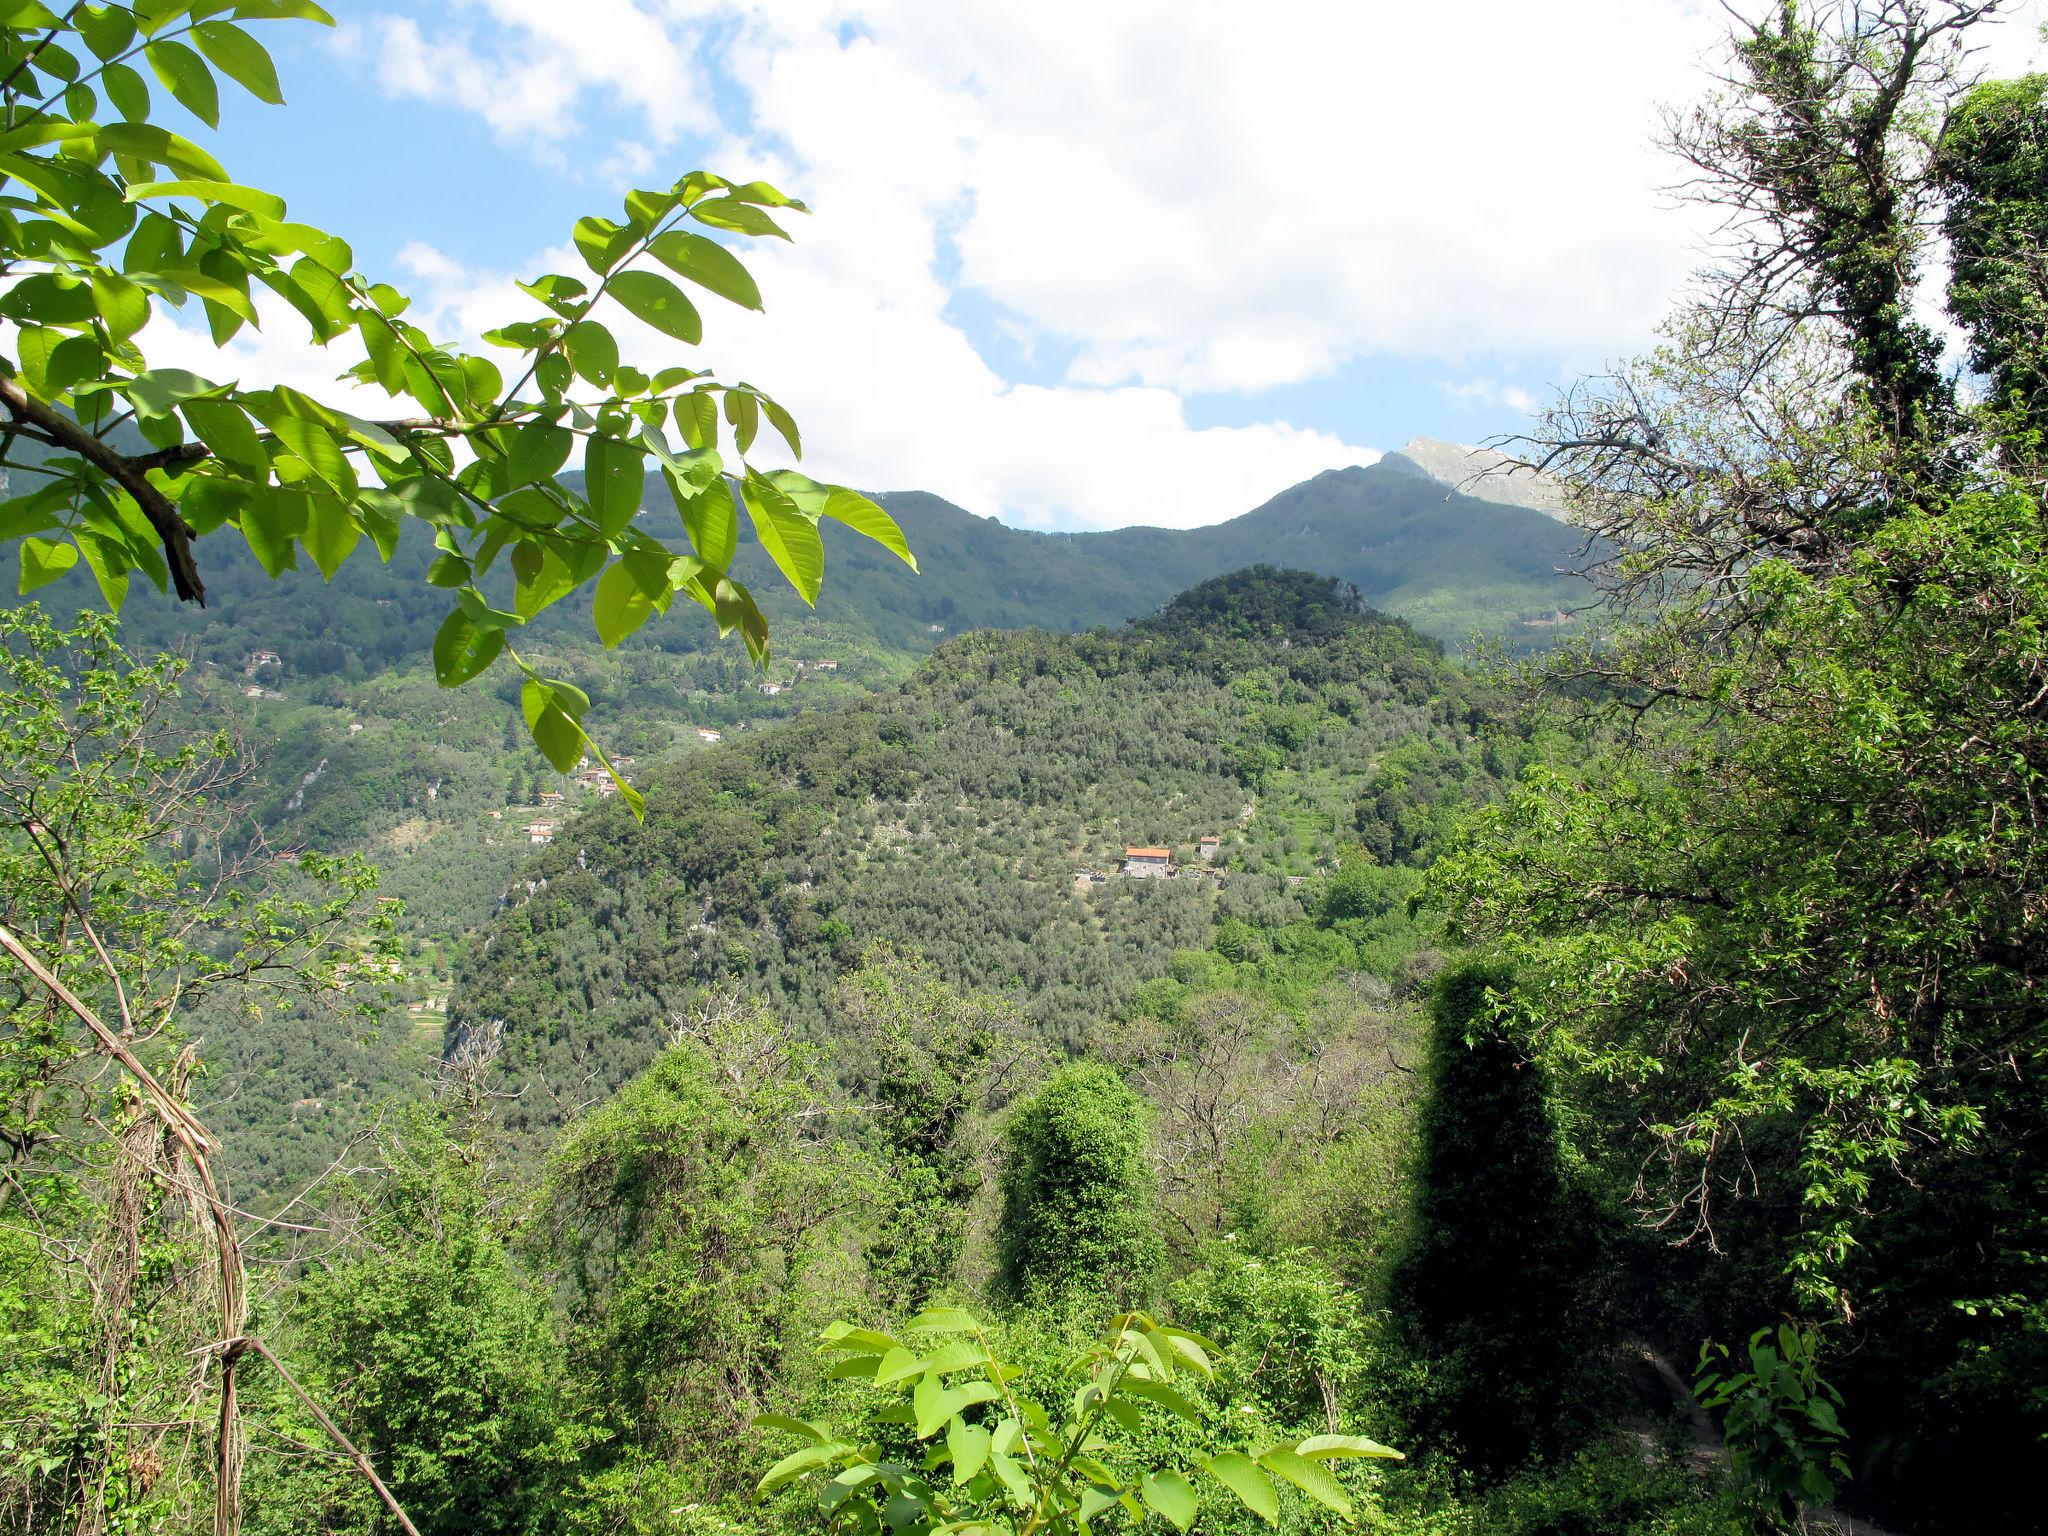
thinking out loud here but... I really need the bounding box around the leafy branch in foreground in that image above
[0,2,916,810]
[757,1307,1402,1535]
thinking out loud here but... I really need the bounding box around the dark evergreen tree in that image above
[1389,961,1609,1476]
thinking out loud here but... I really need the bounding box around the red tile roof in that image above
[1124,847,1171,859]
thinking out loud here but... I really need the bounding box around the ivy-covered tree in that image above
[0,3,915,801]
[995,1062,1163,1305]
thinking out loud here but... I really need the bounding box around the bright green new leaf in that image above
[573,215,634,274]
[757,1442,852,1496]
[520,679,587,772]
[506,421,575,491]
[593,559,655,647]
[301,496,359,579]
[1203,1454,1279,1524]
[948,1420,991,1484]
[742,473,822,606]
[905,1307,985,1334]
[432,609,502,687]
[143,39,219,128]
[1141,1470,1198,1532]
[752,1413,828,1444]
[18,536,78,593]
[1116,1375,1204,1425]
[192,20,283,104]
[609,269,703,345]
[648,230,763,310]
[585,433,645,536]
[669,473,737,572]
[1295,1434,1404,1462]
[823,488,917,570]
[1258,1447,1354,1517]
[126,178,285,219]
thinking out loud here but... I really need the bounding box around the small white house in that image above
[696,728,723,743]
[528,821,556,845]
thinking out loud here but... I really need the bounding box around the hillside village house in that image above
[814,659,839,670]
[1122,846,1172,878]
[528,821,556,845]
[696,728,723,743]
[1199,835,1221,861]
[538,789,564,805]
[759,682,784,696]
[244,649,280,672]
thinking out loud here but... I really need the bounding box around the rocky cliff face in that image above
[1379,436,1570,520]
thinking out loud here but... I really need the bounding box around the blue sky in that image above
[164,0,2048,532]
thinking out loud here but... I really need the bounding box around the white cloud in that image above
[337,0,2048,529]
[350,1,712,161]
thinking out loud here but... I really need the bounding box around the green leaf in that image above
[821,1324,900,1353]
[78,6,139,60]
[822,488,916,570]
[690,197,792,240]
[18,328,102,398]
[1294,1434,1403,1462]
[874,1346,924,1386]
[74,528,130,611]
[988,1450,1031,1509]
[1141,1471,1198,1532]
[564,319,617,386]
[1203,1454,1278,1525]
[914,1375,972,1438]
[521,679,588,771]
[647,230,762,310]
[144,38,219,128]
[301,495,359,579]
[593,560,654,647]
[123,367,225,417]
[98,120,228,180]
[608,269,703,344]
[126,177,286,219]
[91,273,151,341]
[270,416,355,497]
[948,1420,990,1484]
[584,433,645,536]
[432,609,502,687]
[229,1,338,21]
[18,536,77,593]
[238,484,306,575]
[1116,1376,1204,1425]
[506,420,575,491]
[103,61,150,120]
[192,20,283,104]
[1257,1448,1353,1517]
[675,390,718,451]
[573,215,634,275]
[759,393,801,458]
[757,1442,852,1496]
[752,1413,828,1444]
[904,1307,985,1334]
[724,389,759,455]
[742,473,823,606]
[669,473,736,572]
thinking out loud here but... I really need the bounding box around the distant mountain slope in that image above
[798,458,1591,649]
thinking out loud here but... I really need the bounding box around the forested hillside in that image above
[453,569,1516,1139]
